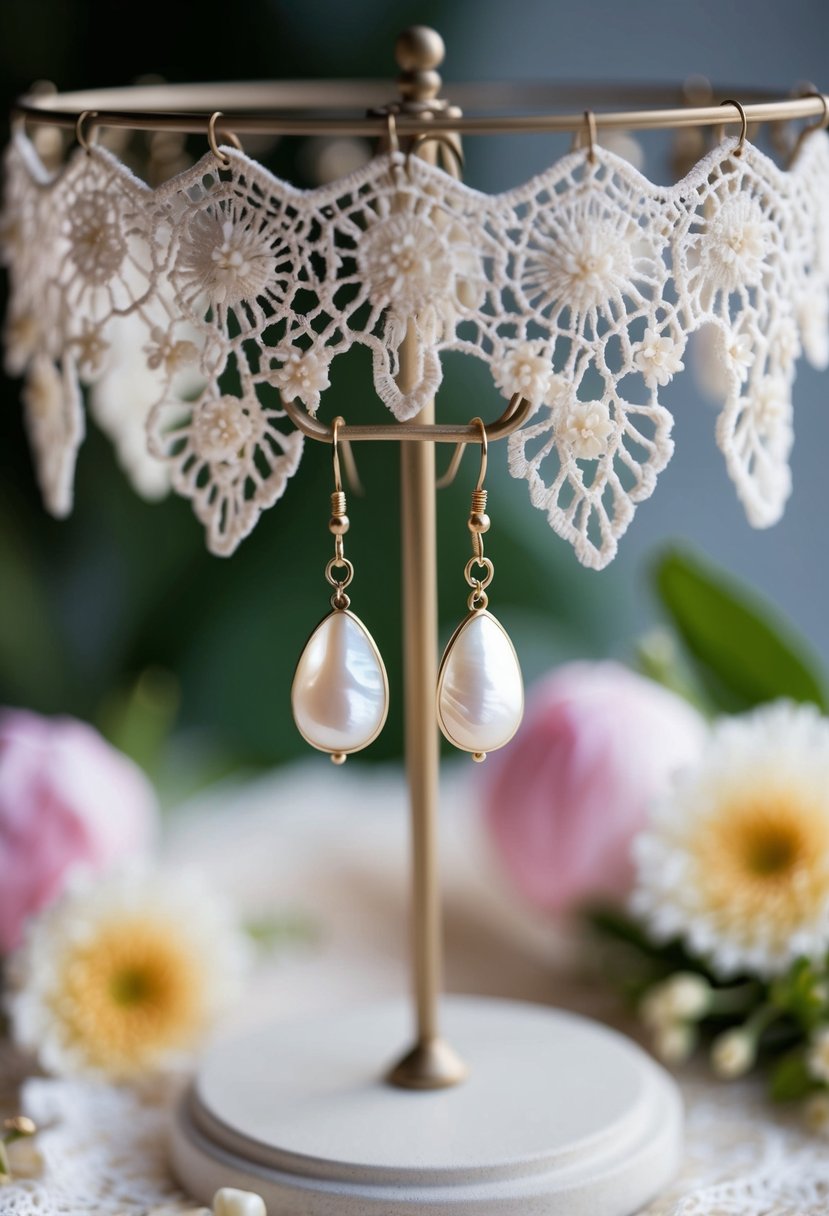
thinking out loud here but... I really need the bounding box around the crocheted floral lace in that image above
[1,1072,828,1215]
[3,130,828,567]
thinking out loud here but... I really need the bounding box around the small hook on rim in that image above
[208,111,243,166]
[583,109,598,165]
[789,91,829,166]
[720,98,747,157]
[75,110,98,153]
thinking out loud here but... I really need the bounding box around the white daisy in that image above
[7,866,249,1080]
[633,702,829,978]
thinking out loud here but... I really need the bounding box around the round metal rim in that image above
[11,79,829,138]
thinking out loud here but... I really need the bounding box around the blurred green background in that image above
[0,0,827,795]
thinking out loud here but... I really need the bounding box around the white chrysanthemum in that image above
[560,398,614,459]
[633,702,829,978]
[493,340,552,406]
[634,328,685,387]
[7,866,249,1080]
[701,195,771,293]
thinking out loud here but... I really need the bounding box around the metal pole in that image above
[385,26,466,1090]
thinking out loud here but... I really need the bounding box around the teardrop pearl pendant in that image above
[437,606,524,762]
[436,416,524,762]
[292,605,389,764]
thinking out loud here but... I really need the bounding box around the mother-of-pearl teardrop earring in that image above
[291,417,389,764]
[436,418,524,762]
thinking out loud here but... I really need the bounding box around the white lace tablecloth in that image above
[2,763,828,1215]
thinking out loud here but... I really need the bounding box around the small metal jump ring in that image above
[464,555,494,590]
[789,91,829,166]
[75,110,98,153]
[325,556,354,589]
[208,111,242,166]
[720,99,747,156]
[583,109,598,164]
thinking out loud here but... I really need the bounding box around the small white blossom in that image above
[73,318,109,379]
[808,1027,829,1084]
[634,328,685,386]
[560,398,614,459]
[143,326,199,376]
[751,376,790,443]
[190,396,255,463]
[493,340,552,406]
[271,346,331,415]
[710,1028,756,1079]
[769,317,801,370]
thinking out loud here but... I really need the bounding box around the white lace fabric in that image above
[3,131,829,566]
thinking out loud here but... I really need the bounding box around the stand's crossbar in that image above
[12,83,829,138]
[280,393,531,446]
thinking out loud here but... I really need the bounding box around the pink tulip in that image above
[483,662,707,913]
[0,708,158,953]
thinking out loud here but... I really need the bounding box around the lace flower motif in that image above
[66,191,128,288]
[270,345,332,416]
[492,340,553,407]
[147,372,304,556]
[633,328,686,387]
[358,213,452,319]
[21,352,84,518]
[700,195,771,295]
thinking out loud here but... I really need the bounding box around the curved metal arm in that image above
[280,391,532,446]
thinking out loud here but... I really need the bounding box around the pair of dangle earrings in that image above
[291,416,524,763]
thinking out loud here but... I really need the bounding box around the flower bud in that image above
[711,1028,756,1079]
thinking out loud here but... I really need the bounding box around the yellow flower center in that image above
[690,785,829,948]
[55,917,206,1077]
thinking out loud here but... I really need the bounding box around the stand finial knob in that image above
[395,26,445,103]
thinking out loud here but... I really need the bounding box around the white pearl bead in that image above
[212,1188,267,1216]
[437,610,524,754]
[292,610,388,755]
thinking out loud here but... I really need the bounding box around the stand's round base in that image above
[170,997,682,1215]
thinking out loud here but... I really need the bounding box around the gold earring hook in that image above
[208,111,243,166]
[331,415,344,494]
[436,413,494,491]
[720,98,747,156]
[789,91,829,165]
[75,110,98,153]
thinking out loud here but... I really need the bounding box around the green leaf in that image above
[654,548,827,713]
[769,1051,818,1101]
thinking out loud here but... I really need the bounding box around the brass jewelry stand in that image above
[24,22,829,1211]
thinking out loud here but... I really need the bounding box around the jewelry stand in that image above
[166,29,683,1214]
